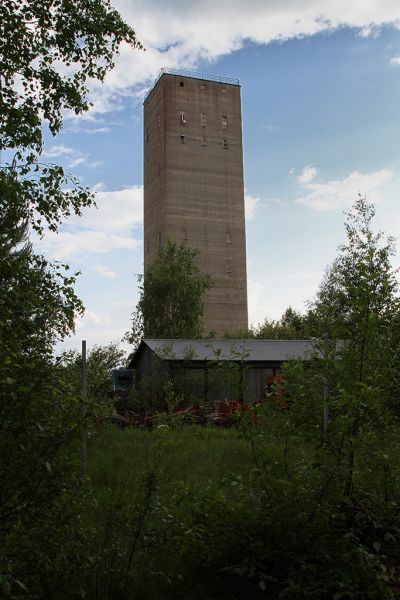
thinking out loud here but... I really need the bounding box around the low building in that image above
[128,338,328,404]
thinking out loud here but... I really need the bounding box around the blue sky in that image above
[36,1,400,350]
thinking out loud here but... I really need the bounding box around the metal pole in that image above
[81,340,87,479]
[323,333,329,434]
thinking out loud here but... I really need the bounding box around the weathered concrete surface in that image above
[144,73,248,335]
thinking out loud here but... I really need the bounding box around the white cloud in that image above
[87,127,112,134]
[43,144,74,158]
[245,191,260,220]
[61,1,400,117]
[296,168,394,210]
[75,309,103,330]
[390,56,400,65]
[61,306,133,352]
[247,278,266,324]
[38,230,141,260]
[297,165,318,184]
[35,185,143,259]
[69,157,87,168]
[94,265,118,278]
[74,185,143,232]
[43,144,102,170]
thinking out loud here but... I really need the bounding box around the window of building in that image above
[226,260,232,274]
[200,84,206,93]
[226,231,231,244]
[221,88,227,94]
[180,135,185,143]
[222,115,228,129]
[201,136,207,146]
[223,138,228,149]
[180,110,186,124]
[180,81,184,87]
[157,115,161,127]
[201,113,207,127]
[146,128,149,143]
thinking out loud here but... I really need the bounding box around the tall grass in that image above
[76,424,399,600]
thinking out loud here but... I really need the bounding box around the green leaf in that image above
[259,580,266,591]
[372,541,381,553]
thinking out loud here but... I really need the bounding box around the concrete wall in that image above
[144,73,248,335]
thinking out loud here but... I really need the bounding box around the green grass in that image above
[80,424,400,600]
[89,426,264,492]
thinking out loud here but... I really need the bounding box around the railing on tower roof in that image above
[144,67,240,102]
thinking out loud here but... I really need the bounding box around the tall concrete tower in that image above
[143,68,248,336]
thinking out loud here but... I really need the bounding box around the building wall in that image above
[143,73,248,336]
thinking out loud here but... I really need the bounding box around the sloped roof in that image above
[130,338,332,366]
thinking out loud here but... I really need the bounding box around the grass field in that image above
[80,423,399,600]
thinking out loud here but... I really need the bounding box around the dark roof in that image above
[129,338,338,367]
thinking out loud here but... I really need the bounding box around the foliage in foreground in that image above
[0,0,141,596]
[79,424,400,600]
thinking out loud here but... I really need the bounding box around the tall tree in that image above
[283,196,400,500]
[127,239,213,345]
[0,2,141,595]
[309,195,399,344]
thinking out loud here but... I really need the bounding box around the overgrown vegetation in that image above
[2,0,400,596]
[78,196,400,599]
[0,0,140,596]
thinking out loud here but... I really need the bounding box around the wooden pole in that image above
[81,340,87,479]
[323,333,329,434]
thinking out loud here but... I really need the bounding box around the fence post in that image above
[323,333,329,434]
[81,340,87,479]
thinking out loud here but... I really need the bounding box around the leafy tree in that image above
[127,239,213,345]
[282,195,400,505]
[309,195,399,344]
[0,1,141,595]
[57,342,126,406]
[224,306,311,339]
[1,0,142,236]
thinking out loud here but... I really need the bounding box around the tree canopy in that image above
[127,239,213,345]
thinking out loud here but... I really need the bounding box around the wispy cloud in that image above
[296,168,393,210]
[245,191,260,220]
[43,144,102,170]
[94,265,118,278]
[43,144,74,158]
[86,127,112,134]
[297,165,318,184]
[390,56,400,65]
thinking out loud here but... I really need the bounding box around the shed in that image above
[129,338,329,404]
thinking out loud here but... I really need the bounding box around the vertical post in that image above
[81,340,87,479]
[323,333,329,434]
